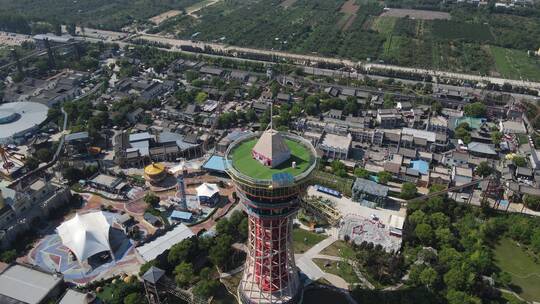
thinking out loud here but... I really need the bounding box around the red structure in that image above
[225,132,317,304]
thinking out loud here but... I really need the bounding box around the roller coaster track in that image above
[407,176,491,203]
[300,195,342,225]
[158,277,208,304]
[0,41,81,71]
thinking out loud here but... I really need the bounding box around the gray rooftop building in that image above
[0,264,64,304]
[352,178,389,207]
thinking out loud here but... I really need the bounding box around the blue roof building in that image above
[203,155,228,173]
[170,210,193,222]
[411,160,429,175]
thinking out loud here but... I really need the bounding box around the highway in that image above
[136,33,540,90]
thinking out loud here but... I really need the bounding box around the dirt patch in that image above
[338,0,360,31]
[149,10,183,25]
[280,0,298,8]
[340,0,360,14]
[342,14,358,31]
[380,8,451,20]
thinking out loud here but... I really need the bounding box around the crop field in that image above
[370,16,397,35]
[431,20,494,42]
[0,0,200,30]
[490,46,540,81]
[380,8,450,20]
[338,0,360,31]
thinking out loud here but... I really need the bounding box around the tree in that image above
[35,148,52,163]
[193,279,219,299]
[415,223,434,244]
[532,230,540,252]
[429,184,447,193]
[143,193,160,207]
[463,102,486,118]
[491,131,502,145]
[209,235,233,269]
[377,171,392,184]
[195,92,208,104]
[455,124,472,144]
[474,161,492,177]
[62,167,84,184]
[66,23,76,36]
[331,160,347,177]
[354,167,370,179]
[383,93,394,109]
[513,156,527,167]
[419,267,438,289]
[523,194,540,211]
[124,293,144,304]
[0,249,17,263]
[168,238,197,265]
[446,289,481,304]
[400,182,417,200]
[174,262,194,287]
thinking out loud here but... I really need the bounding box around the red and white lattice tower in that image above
[225,131,317,304]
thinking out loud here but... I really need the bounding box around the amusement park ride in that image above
[0,145,25,178]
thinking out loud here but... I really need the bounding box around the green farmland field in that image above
[432,20,494,42]
[490,46,540,81]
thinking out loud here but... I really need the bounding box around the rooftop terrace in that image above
[229,136,314,180]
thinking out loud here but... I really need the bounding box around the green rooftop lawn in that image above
[231,138,312,180]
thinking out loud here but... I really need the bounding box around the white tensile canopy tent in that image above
[196,183,219,198]
[57,211,113,262]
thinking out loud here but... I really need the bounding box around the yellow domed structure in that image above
[144,163,167,183]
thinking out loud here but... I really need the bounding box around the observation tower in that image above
[224,127,317,304]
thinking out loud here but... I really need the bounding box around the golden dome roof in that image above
[144,163,166,176]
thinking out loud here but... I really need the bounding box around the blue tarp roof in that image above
[203,155,228,173]
[171,210,193,220]
[411,160,429,175]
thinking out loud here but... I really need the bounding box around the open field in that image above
[320,240,355,258]
[432,20,493,42]
[313,258,359,284]
[149,10,183,25]
[292,228,327,254]
[280,0,298,8]
[490,46,540,81]
[371,16,397,35]
[380,8,450,20]
[494,238,540,302]
[230,138,312,180]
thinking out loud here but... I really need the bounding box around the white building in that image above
[499,120,527,134]
[318,133,352,160]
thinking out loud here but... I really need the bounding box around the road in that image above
[136,33,540,90]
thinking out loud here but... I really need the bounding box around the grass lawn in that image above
[321,240,355,259]
[292,228,327,254]
[517,134,529,145]
[371,16,397,35]
[230,138,312,180]
[490,46,540,81]
[494,238,540,302]
[313,258,359,284]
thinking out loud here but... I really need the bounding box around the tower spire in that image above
[269,101,273,130]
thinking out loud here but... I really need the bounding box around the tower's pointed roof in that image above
[252,128,291,167]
